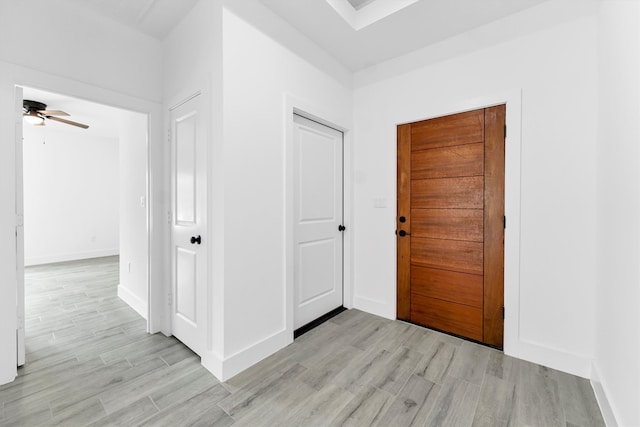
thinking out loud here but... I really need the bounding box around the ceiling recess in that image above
[326,0,419,30]
[346,0,377,11]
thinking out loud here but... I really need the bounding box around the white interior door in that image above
[293,114,344,329]
[15,86,25,366]
[170,93,206,356]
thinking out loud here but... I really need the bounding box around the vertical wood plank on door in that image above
[397,124,412,321]
[483,105,506,347]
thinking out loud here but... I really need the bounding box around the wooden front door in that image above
[397,105,505,348]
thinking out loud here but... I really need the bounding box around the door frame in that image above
[284,94,353,339]
[8,66,165,371]
[395,90,522,357]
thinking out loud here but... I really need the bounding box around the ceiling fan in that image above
[23,100,89,129]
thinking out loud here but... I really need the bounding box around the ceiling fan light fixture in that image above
[24,111,44,126]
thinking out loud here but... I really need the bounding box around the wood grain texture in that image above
[411,109,485,151]
[411,265,483,308]
[483,105,505,347]
[412,176,483,209]
[411,143,484,179]
[411,237,483,275]
[4,260,604,427]
[411,208,483,242]
[411,294,483,341]
[397,124,412,321]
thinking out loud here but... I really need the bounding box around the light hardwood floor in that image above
[0,256,604,426]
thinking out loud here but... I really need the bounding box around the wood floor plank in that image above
[514,368,565,427]
[370,346,424,395]
[374,374,440,427]
[424,376,481,427]
[471,374,517,426]
[328,385,394,427]
[556,371,606,427]
[412,340,458,385]
[449,340,492,385]
[89,396,159,426]
[150,366,220,411]
[217,363,307,420]
[280,383,354,426]
[138,384,232,427]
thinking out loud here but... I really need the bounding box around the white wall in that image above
[353,1,599,378]
[0,0,163,103]
[220,8,353,379]
[594,1,640,425]
[118,111,149,319]
[22,125,119,265]
[0,0,163,384]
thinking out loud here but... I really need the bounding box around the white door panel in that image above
[170,94,206,356]
[294,114,343,329]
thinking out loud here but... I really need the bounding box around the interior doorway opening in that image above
[17,85,151,367]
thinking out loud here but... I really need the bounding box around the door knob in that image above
[338,225,346,232]
[399,216,406,223]
[398,230,407,237]
[190,235,201,245]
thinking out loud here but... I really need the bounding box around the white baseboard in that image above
[353,295,395,320]
[591,362,619,427]
[25,249,119,266]
[202,328,291,382]
[117,284,148,320]
[507,339,592,379]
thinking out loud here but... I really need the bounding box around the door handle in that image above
[338,225,346,232]
[398,230,408,237]
[190,235,201,245]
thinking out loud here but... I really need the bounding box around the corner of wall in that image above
[117,284,148,320]
[202,329,291,382]
[591,361,619,427]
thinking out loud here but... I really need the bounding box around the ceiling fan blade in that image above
[46,115,89,129]
[38,110,70,117]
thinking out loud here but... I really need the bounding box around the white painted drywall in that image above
[594,1,640,425]
[353,1,599,378]
[216,7,352,379]
[0,0,163,384]
[118,111,149,319]
[0,0,163,103]
[22,125,119,265]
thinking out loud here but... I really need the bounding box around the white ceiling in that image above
[259,0,551,71]
[61,0,551,71]
[64,0,200,40]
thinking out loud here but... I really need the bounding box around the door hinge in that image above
[504,124,507,139]
[502,306,505,320]
[168,128,172,142]
[168,211,173,224]
[503,216,506,229]
[168,291,173,307]
[17,314,24,331]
